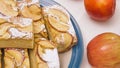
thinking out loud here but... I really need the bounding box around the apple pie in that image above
[42,5,78,53]
[4,48,30,68]
[0,0,79,67]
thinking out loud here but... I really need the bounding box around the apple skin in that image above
[84,0,116,21]
[87,33,120,68]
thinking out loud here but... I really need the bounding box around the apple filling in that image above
[4,48,30,68]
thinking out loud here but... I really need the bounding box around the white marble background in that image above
[54,0,120,68]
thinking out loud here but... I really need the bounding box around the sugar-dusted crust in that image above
[4,48,30,68]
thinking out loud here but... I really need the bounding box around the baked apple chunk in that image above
[43,5,78,53]
[20,5,42,21]
[4,48,30,68]
[0,17,33,48]
[19,0,42,21]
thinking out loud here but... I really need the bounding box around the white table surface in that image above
[54,0,120,68]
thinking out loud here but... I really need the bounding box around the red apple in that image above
[87,33,120,68]
[84,0,116,21]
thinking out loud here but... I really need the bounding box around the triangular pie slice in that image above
[42,5,78,53]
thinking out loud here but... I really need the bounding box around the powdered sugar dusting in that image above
[43,5,69,18]
[40,24,45,31]
[0,13,11,21]
[10,17,32,27]
[9,28,32,39]
[41,48,60,68]
[18,0,40,10]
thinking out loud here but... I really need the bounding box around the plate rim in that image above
[40,0,84,68]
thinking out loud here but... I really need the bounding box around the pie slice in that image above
[29,38,60,68]
[0,17,34,48]
[42,5,78,53]
[30,14,60,67]
[4,48,30,68]
[45,20,74,52]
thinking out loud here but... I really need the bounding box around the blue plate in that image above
[40,0,84,68]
